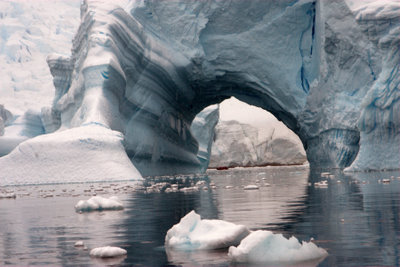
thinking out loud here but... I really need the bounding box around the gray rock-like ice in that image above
[192,98,307,169]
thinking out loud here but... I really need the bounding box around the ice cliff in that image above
[0,0,399,183]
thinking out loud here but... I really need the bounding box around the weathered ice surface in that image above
[190,105,219,171]
[343,0,400,171]
[209,120,307,169]
[0,0,399,184]
[192,98,307,169]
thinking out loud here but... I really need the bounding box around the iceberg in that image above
[208,120,307,168]
[1,0,399,183]
[165,210,250,250]
[228,230,328,265]
[192,98,307,169]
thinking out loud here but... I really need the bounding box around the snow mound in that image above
[0,124,142,186]
[90,246,127,258]
[165,210,250,250]
[228,230,328,265]
[75,196,123,212]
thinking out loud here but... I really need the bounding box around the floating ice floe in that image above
[179,187,199,193]
[314,181,328,188]
[74,241,85,247]
[90,246,127,258]
[320,172,330,178]
[165,210,250,250]
[228,230,328,265]
[0,193,16,199]
[243,185,259,190]
[74,196,123,212]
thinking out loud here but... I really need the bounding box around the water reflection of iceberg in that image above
[207,166,310,229]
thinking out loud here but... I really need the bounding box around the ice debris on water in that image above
[74,196,123,212]
[0,192,16,199]
[314,181,328,188]
[90,246,127,258]
[166,211,328,265]
[243,185,259,190]
[74,241,85,247]
[228,230,328,264]
[165,210,250,250]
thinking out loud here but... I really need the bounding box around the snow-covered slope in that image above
[0,0,398,184]
[0,0,81,155]
[0,0,80,114]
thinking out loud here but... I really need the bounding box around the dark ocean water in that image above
[0,166,399,266]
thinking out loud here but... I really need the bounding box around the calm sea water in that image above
[0,166,399,266]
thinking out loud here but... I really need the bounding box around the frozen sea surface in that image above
[0,166,399,266]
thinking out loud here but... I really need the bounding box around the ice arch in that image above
[0,0,398,183]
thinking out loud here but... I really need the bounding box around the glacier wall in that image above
[344,0,400,171]
[0,0,399,182]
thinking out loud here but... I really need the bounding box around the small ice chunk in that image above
[74,196,123,212]
[179,187,199,193]
[314,181,328,188]
[195,181,206,186]
[0,193,16,199]
[320,172,330,178]
[74,241,85,247]
[90,246,127,258]
[228,230,328,264]
[165,210,250,250]
[243,185,259,190]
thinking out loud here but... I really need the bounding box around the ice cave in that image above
[0,0,399,184]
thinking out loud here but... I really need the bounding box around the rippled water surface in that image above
[0,166,399,266]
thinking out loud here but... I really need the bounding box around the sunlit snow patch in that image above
[228,230,328,265]
[90,246,127,258]
[165,210,250,250]
[75,196,123,212]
